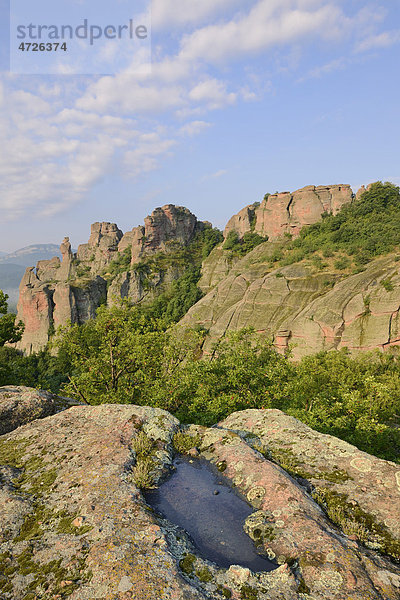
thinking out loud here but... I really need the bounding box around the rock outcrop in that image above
[0,386,82,435]
[1,395,399,599]
[15,206,207,354]
[224,203,259,240]
[181,242,400,358]
[225,185,353,241]
[120,205,205,264]
[256,184,353,240]
[14,185,384,357]
[198,246,242,295]
[220,409,400,555]
[77,222,123,273]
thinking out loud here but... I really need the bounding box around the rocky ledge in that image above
[0,386,83,436]
[0,388,399,600]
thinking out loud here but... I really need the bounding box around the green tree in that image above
[54,303,167,405]
[0,290,24,346]
[223,231,268,256]
[151,329,291,425]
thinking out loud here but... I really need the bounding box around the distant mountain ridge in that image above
[0,244,62,267]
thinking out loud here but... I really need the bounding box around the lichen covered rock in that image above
[15,206,209,355]
[0,386,82,435]
[220,409,400,561]
[1,402,399,599]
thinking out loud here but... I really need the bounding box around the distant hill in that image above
[0,244,61,267]
[0,244,62,313]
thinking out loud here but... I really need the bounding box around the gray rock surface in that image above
[0,386,82,435]
[0,395,399,599]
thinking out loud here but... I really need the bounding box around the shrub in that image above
[334,256,351,270]
[132,457,156,489]
[172,431,201,454]
[381,279,394,292]
[132,431,154,458]
[272,182,400,270]
[223,231,267,256]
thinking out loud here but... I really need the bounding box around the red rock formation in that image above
[15,208,208,354]
[121,205,203,263]
[223,203,259,240]
[15,268,54,354]
[77,222,123,271]
[225,185,353,241]
[255,184,353,239]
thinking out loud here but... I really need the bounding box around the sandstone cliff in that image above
[15,206,207,354]
[181,183,400,358]
[16,183,391,358]
[1,387,399,600]
[224,184,353,241]
[182,244,400,359]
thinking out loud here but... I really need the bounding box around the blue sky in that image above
[0,0,399,252]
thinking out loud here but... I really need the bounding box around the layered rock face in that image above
[225,185,353,241]
[182,243,400,359]
[15,206,206,354]
[1,389,399,600]
[77,222,123,272]
[121,204,204,264]
[223,203,259,240]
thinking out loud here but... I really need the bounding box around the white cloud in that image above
[178,1,353,64]
[298,57,347,81]
[0,84,177,221]
[189,79,237,109]
[179,121,212,137]
[356,30,400,53]
[0,0,397,222]
[201,169,228,182]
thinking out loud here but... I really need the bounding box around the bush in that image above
[334,256,351,270]
[132,431,155,458]
[381,279,394,292]
[223,231,268,256]
[172,431,201,454]
[132,457,156,489]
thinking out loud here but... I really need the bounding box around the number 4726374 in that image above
[18,42,67,51]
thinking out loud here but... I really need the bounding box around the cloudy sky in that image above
[0,0,399,252]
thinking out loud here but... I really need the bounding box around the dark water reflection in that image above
[144,457,276,571]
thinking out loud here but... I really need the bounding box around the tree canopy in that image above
[0,290,24,347]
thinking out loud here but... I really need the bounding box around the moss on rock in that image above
[179,553,196,575]
[312,487,400,561]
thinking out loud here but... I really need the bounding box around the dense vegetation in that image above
[1,183,400,464]
[271,182,400,270]
[0,291,23,347]
[223,231,268,256]
[1,303,399,463]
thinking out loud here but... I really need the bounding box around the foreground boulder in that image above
[0,386,82,436]
[220,409,400,554]
[0,400,399,599]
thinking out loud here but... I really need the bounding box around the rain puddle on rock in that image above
[144,456,276,571]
